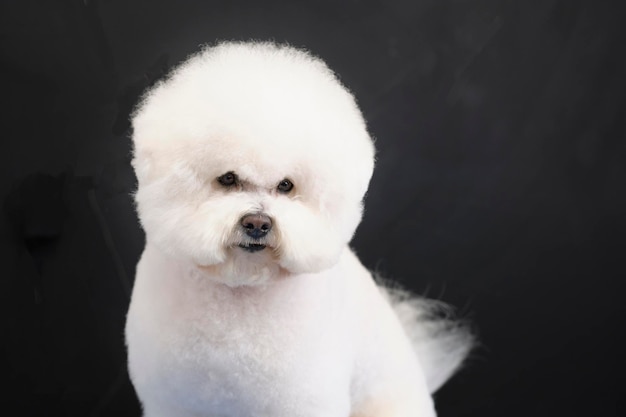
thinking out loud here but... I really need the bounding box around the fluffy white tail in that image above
[379,284,474,393]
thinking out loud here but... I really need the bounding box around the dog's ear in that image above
[131,148,155,185]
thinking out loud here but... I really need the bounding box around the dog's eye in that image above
[277,179,294,193]
[217,172,237,187]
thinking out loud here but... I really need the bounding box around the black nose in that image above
[240,214,272,239]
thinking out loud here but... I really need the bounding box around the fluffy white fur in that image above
[126,41,473,417]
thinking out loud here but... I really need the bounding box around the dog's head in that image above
[131,42,375,285]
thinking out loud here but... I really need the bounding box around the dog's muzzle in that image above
[238,213,272,252]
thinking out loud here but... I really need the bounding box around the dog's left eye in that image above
[217,172,238,187]
[277,179,294,193]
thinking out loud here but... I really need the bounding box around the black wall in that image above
[2,1,625,416]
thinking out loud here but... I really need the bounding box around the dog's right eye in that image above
[217,172,237,187]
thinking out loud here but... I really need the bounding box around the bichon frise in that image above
[126,41,473,417]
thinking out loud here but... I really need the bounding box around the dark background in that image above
[1,1,625,416]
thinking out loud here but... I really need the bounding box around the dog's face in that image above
[131,42,375,286]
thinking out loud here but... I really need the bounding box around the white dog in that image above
[126,41,473,417]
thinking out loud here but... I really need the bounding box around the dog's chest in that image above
[126,268,352,415]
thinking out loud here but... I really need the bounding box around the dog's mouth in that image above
[238,243,267,253]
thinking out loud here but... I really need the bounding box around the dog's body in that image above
[126,42,472,417]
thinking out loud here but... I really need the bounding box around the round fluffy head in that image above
[131,41,375,285]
